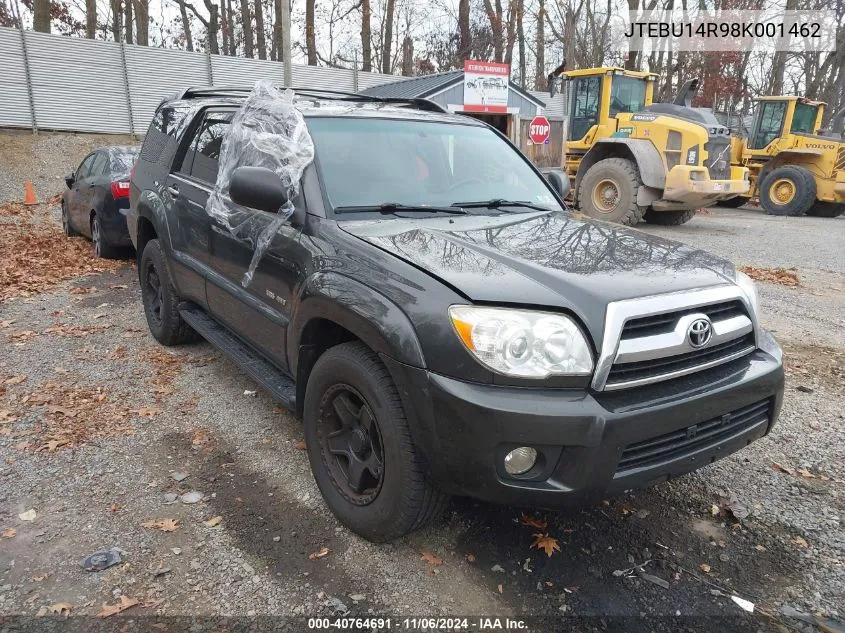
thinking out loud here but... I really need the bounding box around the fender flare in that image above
[758,151,824,182]
[289,271,426,373]
[575,138,666,202]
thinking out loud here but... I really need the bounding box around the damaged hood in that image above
[340,211,736,332]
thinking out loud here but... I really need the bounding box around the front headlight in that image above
[449,305,593,378]
[735,270,760,318]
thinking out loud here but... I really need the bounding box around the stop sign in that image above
[528,115,551,144]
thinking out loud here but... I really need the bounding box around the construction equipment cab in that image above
[561,67,750,225]
[722,96,845,218]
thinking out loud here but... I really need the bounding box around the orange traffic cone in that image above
[24,180,38,206]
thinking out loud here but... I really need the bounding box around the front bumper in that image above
[385,340,783,507]
[660,165,750,208]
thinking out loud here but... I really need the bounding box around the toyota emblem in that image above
[687,318,713,348]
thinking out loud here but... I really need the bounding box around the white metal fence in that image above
[0,26,564,135]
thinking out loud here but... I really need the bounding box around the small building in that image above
[361,70,564,167]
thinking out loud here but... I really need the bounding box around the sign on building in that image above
[463,61,510,113]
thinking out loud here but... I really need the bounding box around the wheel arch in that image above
[575,138,666,204]
[290,272,426,418]
[758,152,823,182]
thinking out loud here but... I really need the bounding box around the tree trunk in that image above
[401,35,413,76]
[124,0,133,43]
[254,0,265,59]
[516,0,525,86]
[273,0,283,62]
[504,0,517,65]
[111,0,121,41]
[33,0,50,32]
[361,0,372,72]
[226,0,235,54]
[305,0,316,64]
[86,0,96,38]
[178,0,194,51]
[134,0,148,45]
[241,0,253,57]
[457,0,470,63]
[534,0,545,89]
[381,0,394,73]
[482,0,504,62]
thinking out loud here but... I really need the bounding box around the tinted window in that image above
[176,110,233,184]
[76,154,96,179]
[570,76,601,141]
[749,101,786,149]
[308,118,560,212]
[89,153,109,178]
[609,76,646,117]
[151,103,192,138]
[110,150,139,174]
[791,102,818,134]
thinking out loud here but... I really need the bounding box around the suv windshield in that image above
[307,117,561,213]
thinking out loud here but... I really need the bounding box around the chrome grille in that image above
[615,399,771,474]
[620,300,746,340]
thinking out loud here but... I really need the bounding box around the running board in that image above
[179,304,296,411]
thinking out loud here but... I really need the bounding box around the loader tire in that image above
[717,196,751,209]
[578,158,646,225]
[759,166,816,216]
[806,201,845,218]
[643,209,697,225]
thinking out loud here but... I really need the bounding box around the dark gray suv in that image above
[128,85,784,542]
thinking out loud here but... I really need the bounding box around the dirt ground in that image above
[1,182,844,630]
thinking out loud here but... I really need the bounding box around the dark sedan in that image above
[62,146,139,258]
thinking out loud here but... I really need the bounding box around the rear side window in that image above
[76,154,97,179]
[176,110,234,185]
[89,153,108,177]
[140,103,193,163]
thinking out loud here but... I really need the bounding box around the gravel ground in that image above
[1,161,843,630]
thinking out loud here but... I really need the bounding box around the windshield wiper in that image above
[451,199,550,212]
[334,203,468,215]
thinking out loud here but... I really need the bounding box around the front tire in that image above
[643,209,697,225]
[717,196,751,209]
[806,201,845,217]
[577,157,646,225]
[91,213,118,259]
[304,341,449,542]
[139,239,199,346]
[759,166,816,216]
[61,202,78,236]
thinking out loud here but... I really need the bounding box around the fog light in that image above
[504,447,538,475]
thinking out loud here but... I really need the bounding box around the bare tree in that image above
[33,0,50,32]
[273,0,282,60]
[381,0,394,73]
[516,0,525,85]
[241,0,253,56]
[534,0,545,88]
[86,0,96,37]
[134,0,149,44]
[457,0,470,62]
[305,0,316,64]
[401,34,413,75]
[361,0,372,71]
[111,0,122,40]
[177,0,194,50]
[254,0,266,58]
[124,0,133,43]
[185,0,220,53]
[482,0,504,61]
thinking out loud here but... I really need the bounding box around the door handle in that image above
[167,185,179,197]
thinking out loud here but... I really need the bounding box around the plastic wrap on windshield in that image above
[103,145,141,180]
[207,80,315,287]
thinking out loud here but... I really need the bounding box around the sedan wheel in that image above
[90,214,116,259]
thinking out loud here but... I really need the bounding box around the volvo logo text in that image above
[687,318,713,348]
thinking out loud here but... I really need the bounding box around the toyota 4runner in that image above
[129,84,784,542]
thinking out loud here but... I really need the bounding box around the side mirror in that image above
[543,169,570,199]
[65,172,75,188]
[229,166,288,213]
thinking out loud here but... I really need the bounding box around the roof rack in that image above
[175,85,448,114]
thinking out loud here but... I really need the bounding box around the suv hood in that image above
[340,211,736,338]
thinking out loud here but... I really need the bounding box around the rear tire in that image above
[806,201,845,217]
[91,213,118,259]
[304,341,449,542]
[717,196,751,209]
[578,157,646,225]
[643,209,697,225]
[139,239,199,346]
[759,166,816,216]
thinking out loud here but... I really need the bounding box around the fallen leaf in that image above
[420,551,443,566]
[5,375,27,385]
[520,513,548,530]
[530,533,561,558]
[41,439,68,453]
[309,546,331,560]
[110,503,120,512]
[108,284,128,290]
[46,602,73,617]
[731,595,755,613]
[465,553,476,562]
[203,515,222,527]
[700,563,711,573]
[497,584,503,594]
[19,509,36,521]
[295,440,306,450]
[2,528,16,538]
[792,536,809,548]
[32,574,48,581]
[96,596,140,618]
[738,266,799,287]
[754,544,766,552]
[244,390,257,396]
[134,407,161,418]
[710,504,720,516]
[141,518,179,532]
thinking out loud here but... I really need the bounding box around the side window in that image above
[190,111,233,184]
[570,76,601,141]
[89,153,108,178]
[749,101,786,149]
[76,154,96,180]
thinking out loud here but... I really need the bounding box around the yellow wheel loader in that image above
[559,67,750,226]
[722,96,845,218]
